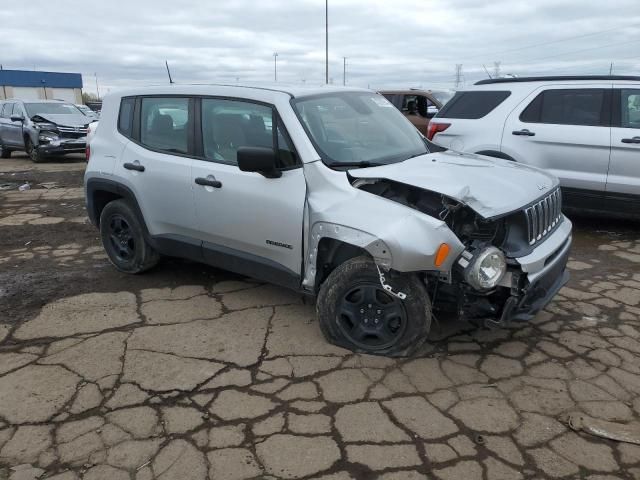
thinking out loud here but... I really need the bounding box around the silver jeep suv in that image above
[84,85,572,356]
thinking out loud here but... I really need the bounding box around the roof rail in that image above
[475,75,640,85]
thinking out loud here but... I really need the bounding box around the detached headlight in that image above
[463,246,506,290]
[35,123,58,132]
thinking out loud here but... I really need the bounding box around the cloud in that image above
[1,0,638,95]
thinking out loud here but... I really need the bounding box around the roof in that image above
[109,83,370,99]
[475,75,640,85]
[0,70,83,88]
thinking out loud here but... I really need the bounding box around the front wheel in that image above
[316,256,432,356]
[0,141,11,159]
[25,137,44,163]
[99,199,160,274]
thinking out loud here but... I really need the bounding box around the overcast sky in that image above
[2,0,639,95]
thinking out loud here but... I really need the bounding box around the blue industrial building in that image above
[0,69,83,103]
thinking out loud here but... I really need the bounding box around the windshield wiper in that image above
[325,161,383,168]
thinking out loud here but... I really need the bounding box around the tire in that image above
[25,137,44,163]
[99,199,160,274]
[317,256,432,356]
[0,141,10,159]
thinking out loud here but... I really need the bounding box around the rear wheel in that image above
[99,199,159,274]
[317,256,431,356]
[25,137,44,163]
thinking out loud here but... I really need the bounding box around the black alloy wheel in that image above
[337,283,407,350]
[107,214,136,262]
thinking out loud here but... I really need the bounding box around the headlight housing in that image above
[38,133,59,143]
[463,246,507,290]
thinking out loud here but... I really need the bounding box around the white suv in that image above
[84,84,572,356]
[429,76,640,216]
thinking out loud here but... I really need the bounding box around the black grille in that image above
[524,189,562,246]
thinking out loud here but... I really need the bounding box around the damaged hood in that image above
[349,150,559,218]
[32,113,89,127]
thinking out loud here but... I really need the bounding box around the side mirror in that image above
[10,115,24,123]
[237,146,281,178]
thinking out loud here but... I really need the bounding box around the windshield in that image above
[25,103,82,117]
[291,92,428,167]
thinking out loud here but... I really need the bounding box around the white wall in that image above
[11,87,41,100]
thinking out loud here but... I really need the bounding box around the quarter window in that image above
[140,97,190,154]
[201,98,297,168]
[118,97,135,138]
[621,89,640,129]
[520,89,606,126]
[436,91,511,119]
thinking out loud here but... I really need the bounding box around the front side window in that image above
[1,103,13,118]
[24,102,81,117]
[292,92,428,167]
[621,89,640,129]
[201,98,297,168]
[520,89,606,127]
[140,97,189,154]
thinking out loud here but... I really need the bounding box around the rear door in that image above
[118,96,199,242]
[502,86,612,201]
[607,87,640,209]
[191,97,306,288]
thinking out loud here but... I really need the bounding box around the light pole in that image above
[95,72,100,100]
[273,52,278,82]
[343,57,347,86]
[325,0,329,84]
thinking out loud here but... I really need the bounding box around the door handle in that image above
[195,176,222,188]
[621,136,640,144]
[512,129,535,137]
[123,162,145,172]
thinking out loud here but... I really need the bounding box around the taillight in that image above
[427,122,451,141]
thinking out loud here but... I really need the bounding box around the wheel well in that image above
[475,150,515,161]
[314,238,369,291]
[92,190,122,226]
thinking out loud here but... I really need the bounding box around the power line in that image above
[517,38,640,64]
[457,24,634,63]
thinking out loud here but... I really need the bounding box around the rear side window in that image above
[620,89,640,129]
[520,89,607,126]
[118,97,135,138]
[437,91,511,119]
[140,97,190,154]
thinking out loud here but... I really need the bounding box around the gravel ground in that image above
[1,153,639,480]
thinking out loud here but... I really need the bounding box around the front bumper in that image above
[38,138,86,155]
[501,234,571,323]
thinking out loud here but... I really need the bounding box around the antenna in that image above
[482,64,493,79]
[165,61,174,84]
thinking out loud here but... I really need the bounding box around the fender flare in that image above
[302,222,392,289]
[85,178,152,242]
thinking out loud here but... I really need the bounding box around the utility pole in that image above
[343,57,347,86]
[609,62,614,75]
[273,52,278,82]
[95,72,100,100]
[325,0,329,84]
[493,61,501,79]
[455,64,463,88]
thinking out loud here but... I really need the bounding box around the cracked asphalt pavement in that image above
[1,154,640,480]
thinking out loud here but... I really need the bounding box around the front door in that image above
[607,87,640,210]
[192,97,306,288]
[503,86,612,206]
[3,103,25,147]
